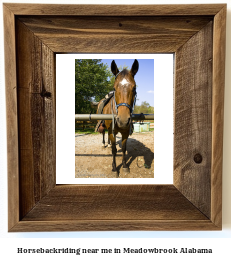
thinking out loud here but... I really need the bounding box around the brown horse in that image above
[97,59,139,176]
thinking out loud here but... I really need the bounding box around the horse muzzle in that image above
[116,116,131,129]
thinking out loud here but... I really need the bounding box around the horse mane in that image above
[118,69,130,78]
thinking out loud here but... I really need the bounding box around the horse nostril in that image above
[127,117,131,125]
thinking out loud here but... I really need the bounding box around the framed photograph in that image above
[4,3,226,231]
[56,53,173,184]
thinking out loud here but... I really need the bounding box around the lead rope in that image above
[129,92,137,135]
[111,96,115,137]
[113,91,118,114]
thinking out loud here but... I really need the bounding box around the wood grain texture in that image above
[18,16,213,53]
[16,19,56,219]
[22,185,207,221]
[4,3,226,232]
[3,4,19,231]
[11,220,218,232]
[9,185,219,232]
[174,22,213,218]
[3,3,225,16]
[211,5,226,228]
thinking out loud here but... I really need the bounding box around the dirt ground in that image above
[75,130,154,178]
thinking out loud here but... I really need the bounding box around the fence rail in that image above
[75,114,154,121]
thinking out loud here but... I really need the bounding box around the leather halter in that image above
[113,71,137,115]
[113,91,137,115]
[111,71,137,136]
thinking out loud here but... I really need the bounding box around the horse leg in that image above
[107,132,111,148]
[109,130,117,174]
[102,130,105,148]
[122,132,130,173]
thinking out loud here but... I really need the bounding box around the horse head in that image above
[111,59,139,129]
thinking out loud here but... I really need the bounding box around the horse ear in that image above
[111,60,119,76]
[131,59,139,76]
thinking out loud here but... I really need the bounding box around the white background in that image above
[0,0,231,260]
[56,53,173,184]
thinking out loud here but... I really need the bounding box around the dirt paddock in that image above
[75,131,154,178]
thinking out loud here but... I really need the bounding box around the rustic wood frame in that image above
[4,4,226,232]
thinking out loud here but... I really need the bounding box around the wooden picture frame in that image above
[4,3,226,231]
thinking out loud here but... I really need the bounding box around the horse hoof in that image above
[123,167,130,173]
[111,171,118,178]
[101,144,105,149]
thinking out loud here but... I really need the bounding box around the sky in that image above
[101,59,154,107]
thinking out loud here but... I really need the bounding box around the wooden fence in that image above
[75,120,98,131]
[75,114,154,131]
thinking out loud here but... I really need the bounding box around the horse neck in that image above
[103,96,116,115]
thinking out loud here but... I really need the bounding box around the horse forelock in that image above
[119,69,129,77]
[116,69,135,86]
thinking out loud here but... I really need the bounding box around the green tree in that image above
[75,59,113,114]
[133,101,154,114]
